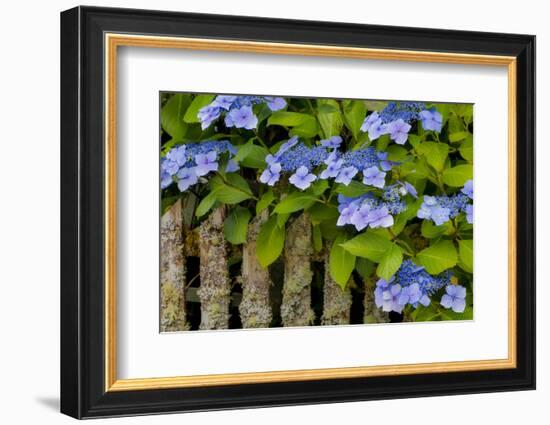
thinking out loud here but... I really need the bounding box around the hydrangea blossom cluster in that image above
[374,259,453,314]
[160,140,238,192]
[198,95,286,130]
[417,180,474,225]
[360,101,444,144]
[336,193,406,231]
[259,136,393,191]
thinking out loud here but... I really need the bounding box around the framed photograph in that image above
[60,6,535,419]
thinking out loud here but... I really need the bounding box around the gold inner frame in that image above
[104,33,517,392]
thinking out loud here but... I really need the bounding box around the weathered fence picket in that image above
[160,199,189,332]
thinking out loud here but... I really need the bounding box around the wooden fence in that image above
[160,200,389,332]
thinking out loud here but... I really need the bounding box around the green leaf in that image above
[458,239,473,273]
[256,190,275,215]
[330,235,356,289]
[317,99,343,138]
[224,206,252,245]
[161,94,191,139]
[233,139,255,163]
[376,244,403,281]
[340,231,392,262]
[274,192,317,214]
[416,240,458,274]
[312,224,323,252]
[308,204,339,224]
[210,174,253,204]
[421,220,453,239]
[355,257,375,280]
[442,164,473,187]
[448,131,470,143]
[267,111,319,138]
[195,191,218,217]
[391,197,423,236]
[417,142,449,172]
[386,145,408,162]
[183,94,215,123]
[459,136,474,162]
[256,215,285,267]
[343,100,367,140]
[335,181,372,197]
[240,145,269,169]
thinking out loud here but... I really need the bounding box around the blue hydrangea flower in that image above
[341,147,381,171]
[289,166,317,190]
[197,106,221,130]
[386,119,411,145]
[165,145,187,166]
[337,193,402,231]
[176,167,198,192]
[160,170,173,189]
[264,96,287,111]
[335,166,358,185]
[465,204,473,224]
[419,108,443,132]
[161,158,180,176]
[259,162,282,186]
[211,95,237,110]
[320,135,343,149]
[375,280,405,314]
[362,166,386,188]
[162,140,237,191]
[320,158,344,179]
[379,102,426,124]
[226,105,258,130]
[397,181,418,198]
[194,151,219,176]
[377,151,393,171]
[367,118,387,141]
[462,179,473,199]
[417,194,471,226]
[278,143,327,172]
[440,285,467,313]
[197,95,286,130]
[360,112,380,132]
[374,260,452,313]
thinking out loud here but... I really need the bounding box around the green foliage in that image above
[224,206,252,244]
[442,164,473,187]
[268,111,319,138]
[256,215,285,268]
[342,100,367,140]
[329,235,356,289]
[183,94,215,123]
[377,244,403,281]
[340,231,392,262]
[458,239,473,273]
[161,94,191,140]
[416,240,458,274]
[210,174,253,204]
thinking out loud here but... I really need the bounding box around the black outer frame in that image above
[60,5,536,419]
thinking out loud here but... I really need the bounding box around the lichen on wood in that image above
[321,243,352,325]
[280,213,315,327]
[160,199,189,332]
[197,206,231,330]
[239,211,273,328]
[363,277,390,324]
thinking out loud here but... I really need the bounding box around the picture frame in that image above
[60,5,535,419]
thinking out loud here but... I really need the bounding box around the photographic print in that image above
[159,93,474,332]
